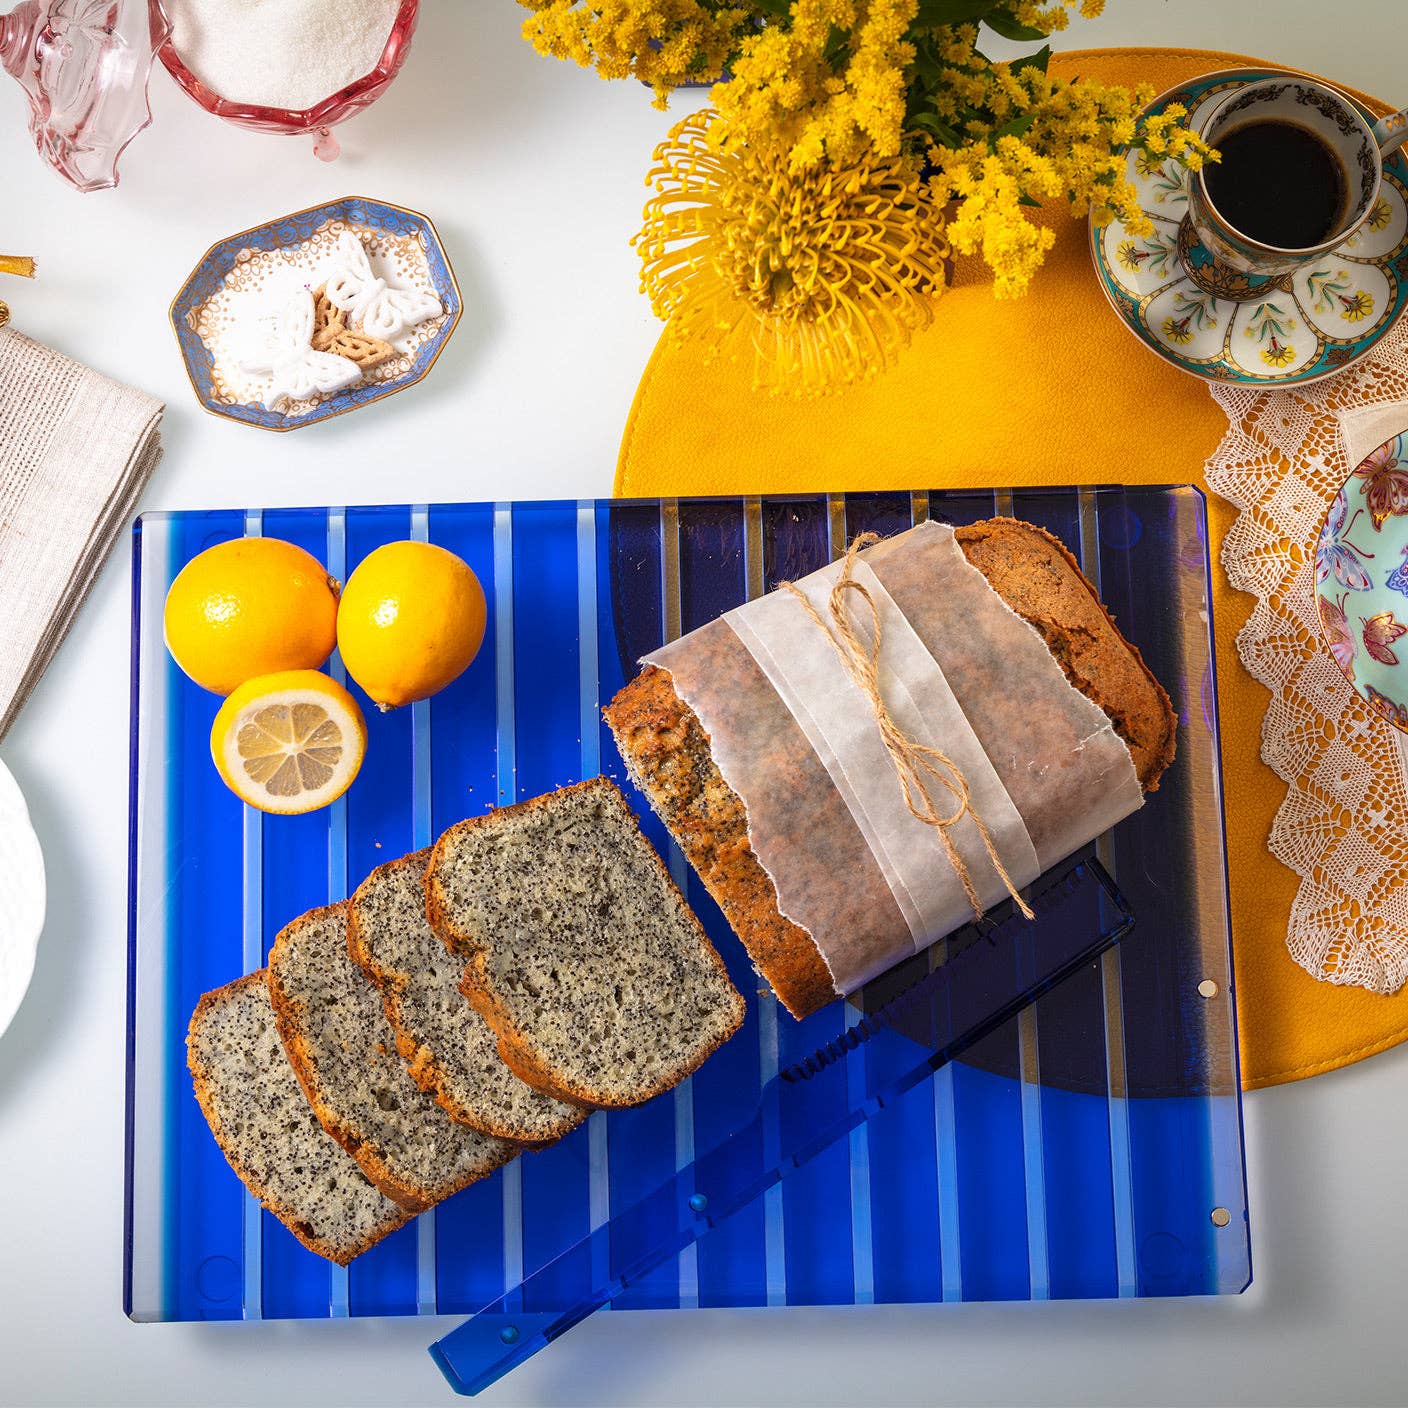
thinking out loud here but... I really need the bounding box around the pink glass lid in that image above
[0,0,169,192]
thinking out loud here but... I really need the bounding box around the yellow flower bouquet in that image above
[519,0,1214,393]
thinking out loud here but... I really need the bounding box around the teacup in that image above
[1315,429,1408,746]
[1181,76,1408,288]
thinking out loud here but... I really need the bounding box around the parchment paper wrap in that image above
[644,521,1144,996]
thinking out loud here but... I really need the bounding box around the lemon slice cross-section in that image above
[211,670,366,815]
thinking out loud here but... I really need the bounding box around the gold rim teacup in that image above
[1180,76,1408,290]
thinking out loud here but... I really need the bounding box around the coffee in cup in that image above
[1183,75,1407,279]
[1202,118,1348,249]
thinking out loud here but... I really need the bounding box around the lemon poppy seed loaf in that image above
[951,520,1176,787]
[348,850,586,1146]
[603,518,1177,1021]
[187,972,410,1264]
[268,903,517,1211]
[425,777,746,1109]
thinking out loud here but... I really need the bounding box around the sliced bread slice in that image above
[425,777,746,1110]
[186,972,410,1265]
[267,902,517,1212]
[348,850,586,1147]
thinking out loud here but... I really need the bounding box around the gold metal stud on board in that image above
[1198,979,1219,998]
[1211,1207,1231,1227]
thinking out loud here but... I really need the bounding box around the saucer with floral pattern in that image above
[1090,68,1408,387]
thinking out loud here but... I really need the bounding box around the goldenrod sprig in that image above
[521,0,1216,381]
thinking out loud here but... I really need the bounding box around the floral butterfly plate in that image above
[1316,429,1408,730]
[1090,69,1408,387]
[170,196,461,432]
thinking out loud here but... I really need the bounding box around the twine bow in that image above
[780,532,1035,924]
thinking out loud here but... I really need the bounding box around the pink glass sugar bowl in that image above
[152,0,419,161]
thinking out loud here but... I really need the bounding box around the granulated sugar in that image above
[166,0,403,111]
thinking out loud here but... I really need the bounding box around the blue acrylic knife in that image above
[430,851,1132,1396]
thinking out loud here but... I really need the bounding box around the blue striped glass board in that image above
[124,486,1250,1323]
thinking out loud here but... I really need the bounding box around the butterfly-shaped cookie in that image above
[1361,610,1408,667]
[1352,441,1408,530]
[1315,488,1375,592]
[310,285,395,370]
[323,231,443,342]
[241,289,363,410]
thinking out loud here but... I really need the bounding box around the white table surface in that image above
[2,4,1406,1405]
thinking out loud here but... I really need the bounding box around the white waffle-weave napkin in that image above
[0,326,163,741]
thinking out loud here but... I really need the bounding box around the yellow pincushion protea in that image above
[636,110,947,394]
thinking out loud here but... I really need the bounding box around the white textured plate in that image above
[0,760,45,1040]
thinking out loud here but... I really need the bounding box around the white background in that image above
[2,3,1406,1405]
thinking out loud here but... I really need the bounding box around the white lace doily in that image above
[1206,322,1408,993]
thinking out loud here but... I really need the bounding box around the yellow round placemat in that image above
[615,46,1407,1092]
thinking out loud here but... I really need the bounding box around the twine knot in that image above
[780,532,1034,924]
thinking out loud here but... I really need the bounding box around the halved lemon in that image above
[211,670,366,815]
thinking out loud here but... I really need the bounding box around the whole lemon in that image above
[337,541,487,709]
[164,538,340,696]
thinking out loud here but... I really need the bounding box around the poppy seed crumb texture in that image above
[348,850,586,1146]
[267,903,517,1211]
[186,972,411,1264]
[426,777,746,1109]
